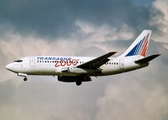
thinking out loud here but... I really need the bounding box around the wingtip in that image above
[109,52,117,54]
[154,54,161,57]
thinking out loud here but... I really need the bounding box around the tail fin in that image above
[118,30,151,58]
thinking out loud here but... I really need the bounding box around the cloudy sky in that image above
[0,0,168,120]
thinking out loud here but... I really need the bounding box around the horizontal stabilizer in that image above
[135,54,161,64]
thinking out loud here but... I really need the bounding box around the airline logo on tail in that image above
[126,33,150,57]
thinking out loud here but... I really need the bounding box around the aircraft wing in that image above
[77,52,117,69]
[135,54,161,64]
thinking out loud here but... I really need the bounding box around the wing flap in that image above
[135,54,161,64]
[77,52,117,69]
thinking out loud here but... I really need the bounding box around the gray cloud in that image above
[1,31,168,120]
[0,0,156,38]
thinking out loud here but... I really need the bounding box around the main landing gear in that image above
[76,80,82,86]
[75,76,91,86]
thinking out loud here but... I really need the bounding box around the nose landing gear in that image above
[23,77,27,81]
[17,73,28,81]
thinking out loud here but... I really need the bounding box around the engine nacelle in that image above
[58,76,91,82]
[69,67,88,74]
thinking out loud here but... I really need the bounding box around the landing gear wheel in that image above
[23,77,27,81]
[76,80,82,86]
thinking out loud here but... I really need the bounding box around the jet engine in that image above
[58,76,91,86]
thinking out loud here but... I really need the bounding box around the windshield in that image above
[14,60,23,62]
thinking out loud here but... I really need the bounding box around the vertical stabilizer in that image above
[118,30,152,58]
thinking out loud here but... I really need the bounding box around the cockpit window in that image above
[14,60,23,62]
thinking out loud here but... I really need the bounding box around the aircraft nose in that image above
[5,64,13,71]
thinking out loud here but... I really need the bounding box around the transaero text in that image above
[37,57,72,61]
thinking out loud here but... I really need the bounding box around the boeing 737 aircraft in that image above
[6,30,160,86]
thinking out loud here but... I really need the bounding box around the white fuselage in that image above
[6,55,147,77]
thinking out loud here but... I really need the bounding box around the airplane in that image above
[6,30,160,86]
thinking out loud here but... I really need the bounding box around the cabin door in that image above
[119,59,124,69]
[29,57,35,67]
